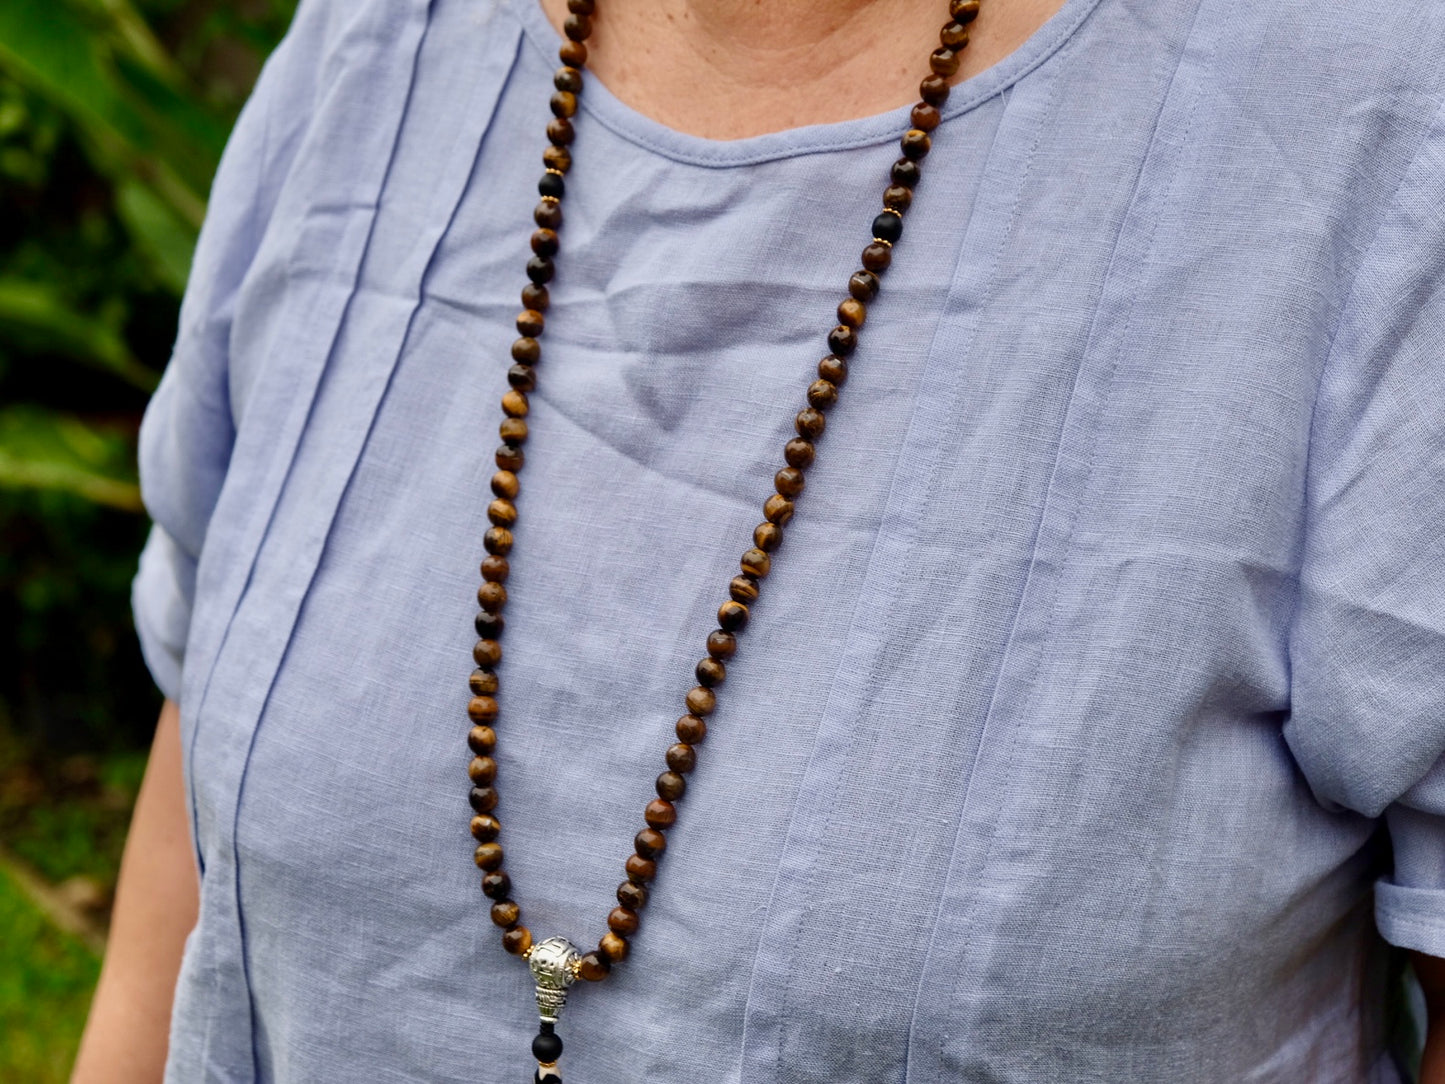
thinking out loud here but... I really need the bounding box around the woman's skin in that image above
[72,1,1445,1078]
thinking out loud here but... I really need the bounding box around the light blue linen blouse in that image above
[133,0,1445,1079]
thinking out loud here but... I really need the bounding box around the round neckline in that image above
[506,0,1103,168]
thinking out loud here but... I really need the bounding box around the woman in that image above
[73,0,1445,1079]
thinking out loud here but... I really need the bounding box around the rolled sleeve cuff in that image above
[132,524,196,703]
[1376,880,1445,958]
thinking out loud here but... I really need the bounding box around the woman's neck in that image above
[536,0,1068,140]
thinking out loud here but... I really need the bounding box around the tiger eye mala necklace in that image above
[463,2,981,1079]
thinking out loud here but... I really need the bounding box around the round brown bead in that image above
[930,47,962,77]
[487,499,517,527]
[534,200,563,229]
[598,931,628,963]
[625,853,656,883]
[764,494,795,525]
[920,73,951,107]
[495,442,525,471]
[656,771,687,800]
[665,743,697,774]
[470,785,500,813]
[939,21,970,49]
[474,841,504,870]
[490,899,520,927]
[951,0,981,22]
[484,526,514,555]
[784,438,816,469]
[491,470,520,499]
[547,117,575,146]
[474,610,504,639]
[753,521,784,552]
[481,870,512,899]
[577,952,611,981]
[828,325,858,356]
[477,582,508,612]
[644,799,677,830]
[635,828,668,859]
[849,270,880,302]
[502,389,530,417]
[563,13,592,41]
[608,906,640,935]
[795,408,826,439]
[911,102,942,132]
[675,714,708,744]
[471,813,501,841]
[740,548,772,578]
[862,242,893,274]
[818,355,849,386]
[706,630,737,659]
[558,40,587,67]
[469,668,499,695]
[900,129,932,161]
[555,65,583,93]
[507,363,537,391]
[530,229,560,258]
[522,282,550,310]
[891,158,922,187]
[837,298,866,329]
[617,880,648,910]
[468,726,497,756]
[807,379,839,410]
[543,146,573,176]
[468,696,499,723]
[473,639,503,668]
[550,90,578,117]
[728,574,760,605]
[468,756,497,785]
[567,0,595,13]
[883,186,914,215]
[499,417,529,444]
[685,685,718,716]
[502,925,532,955]
[718,599,750,631]
[481,555,510,583]
[775,467,805,498]
[695,656,726,687]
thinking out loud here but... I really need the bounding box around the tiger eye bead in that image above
[490,899,520,927]
[706,629,737,658]
[818,355,849,386]
[507,363,537,391]
[754,521,784,552]
[848,270,880,303]
[910,102,942,132]
[625,853,656,883]
[728,574,760,605]
[796,408,826,439]
[891,158,921,187]
[502,389,530,417]
[492,471,520,499]
[481,555,510,583]
[567,0,595,13]
[577,952,611,981]
[474,610,504,638]
[522,282,550,311]
[883,185,913,214]
[807,380,839,410]
[473,638,503,668]
[530,227,560,257]
[695,656,726,687]
[775,467,805,499]
[940,21,970,49]
[502,925,533,955]
[563,13,592,41]
[900,129,932,161]
[837,298,866,328]
[951,0,981,21]
[474,840,504,870]
[675,714,708,744]
[608,906,640,935]
[469,668,499,695]
[740,548,772,579]
[547,117,575,146]
[862,242,893,273]
[499,417,529,444]
[478,580,508,611]
[482,870,512,899]
[468,726,497,756]
[718,599,750,631]
[784,438,816,469]
[920,73,952,106]
[484,526,514,555]
[469,756,497,785]
[487,499,517,527]
[554,65,584,93]
[635,828,668,859]
[550,90,578,117]
[558,40,587,67]
[764,494,795,525]
[468,696,499,723]
[617,881,648,910]
[686,685,718,716]
[598,931,628,962]
[827,325,858,357]
[527,250,557,280]
[656,771,687,800]
[496,442,524,471]
[644,799,677,830]
[471,812,501,841]
[470,785,500,813]
[666,743,697,774]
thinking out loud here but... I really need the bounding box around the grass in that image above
[0,863,100,1082]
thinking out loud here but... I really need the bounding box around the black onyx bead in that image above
[538,172,566,200]
[900,129,932,161]
[827,325,858,357]
[873,211,903,244]
[891,158,921,187]
[554,65,583,93]
[507,364,537,392]
[526,256,555,284]
[481,870,512,899]
[531,228,560,257]
[533,1031,564,1064]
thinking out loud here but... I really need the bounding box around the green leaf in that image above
[0,407,141,512]
[115,179,193,294]
[0,278,159,391]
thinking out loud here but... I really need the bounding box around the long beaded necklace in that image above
[463,2,980,1079]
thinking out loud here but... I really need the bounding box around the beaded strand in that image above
[464,0,981,1076]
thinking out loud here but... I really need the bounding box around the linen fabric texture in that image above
[133,0,1445,1079]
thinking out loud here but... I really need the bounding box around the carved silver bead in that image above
[528,937,582,1024]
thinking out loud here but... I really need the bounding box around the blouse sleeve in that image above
[132,1,330,701]
[1283,100,1445,958]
